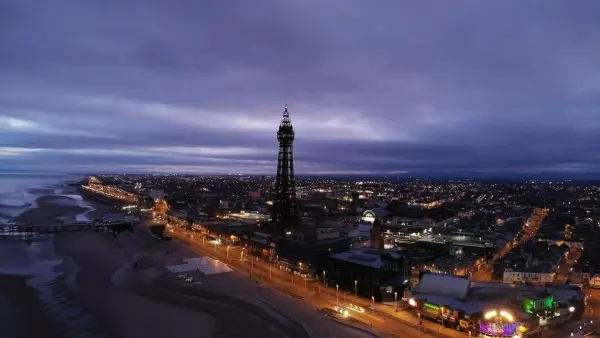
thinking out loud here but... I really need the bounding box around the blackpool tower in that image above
[272,105,298,231]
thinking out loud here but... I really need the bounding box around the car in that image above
[347,304,365,313]
[333,306,349,317]
[185,277,193,283]
[177,274,188,280]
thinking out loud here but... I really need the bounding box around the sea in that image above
[0,173,104,338]
[0,173,92,224]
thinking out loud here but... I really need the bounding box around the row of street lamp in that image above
[189,227,402,320]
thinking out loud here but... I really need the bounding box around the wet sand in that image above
[54,232,217,338]
[2,185,286,338]
[15,196,110,225]
[0,275,64,338]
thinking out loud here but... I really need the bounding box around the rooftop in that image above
[329,247,403,268]
[411,293,481,315]
[414,273,471,300]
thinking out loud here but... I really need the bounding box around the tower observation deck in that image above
[272,105,298,232]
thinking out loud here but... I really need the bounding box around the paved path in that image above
[170,228,456,338]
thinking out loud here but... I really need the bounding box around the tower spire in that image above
[283,104,289,118]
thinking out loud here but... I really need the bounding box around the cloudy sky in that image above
[1,1,599,177]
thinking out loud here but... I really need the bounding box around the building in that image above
[371,217,384,249]
[227,211,270,224]
[503,265,556,284]
[248,189,262,199]
[324,247,406,301]
[277,223,350,273]
[408,274,480,332]
[271,105,298,233]
[149,189,165,200]
[243,229,278,259]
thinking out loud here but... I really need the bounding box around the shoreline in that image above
[13,190,113,226]
[0,274,65,338]
[53,231,217,338]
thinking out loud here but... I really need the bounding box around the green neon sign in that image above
[424,303,440,311]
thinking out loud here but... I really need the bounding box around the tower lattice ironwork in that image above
[272,105,298,231]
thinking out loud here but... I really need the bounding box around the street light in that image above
[323,271,327,287]
[371,296,375,312]
[226,246,230,259]
[336,285,339,304]
[354,280,358,297]
[240,251,244,263]
[395,291,398,311]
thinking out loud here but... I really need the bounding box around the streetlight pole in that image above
[269,264,272,279]
[354,280,358,297]
[323,271,327,287]
[395,291,398,311]
[336,285,339,304]
[227,246,230,259]
[240,251,243,264]
[371,296,375,312]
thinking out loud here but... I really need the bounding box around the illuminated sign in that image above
[362,210,376,223]
[523,295,554,314]
[424,303,440,311]
[423,302,440,316]
[480,309,520,337]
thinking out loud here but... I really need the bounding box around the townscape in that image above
[2,3,600,338]
[44,106,599,338]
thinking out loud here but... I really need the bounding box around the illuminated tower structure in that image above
[272,105,298,232]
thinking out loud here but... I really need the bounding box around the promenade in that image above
[169,226,466,338]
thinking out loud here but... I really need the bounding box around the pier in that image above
[0,220,138,242]
[0,223,93,242]
[0,177,142,242]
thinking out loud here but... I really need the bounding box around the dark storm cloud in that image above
[1,0,600,176]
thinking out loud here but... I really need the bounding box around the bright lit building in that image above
[503,267,556,284]
[478,309,528,338]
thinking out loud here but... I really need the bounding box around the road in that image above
[167,225,466,338]
[470,208,549,282]
[555,247,581,283]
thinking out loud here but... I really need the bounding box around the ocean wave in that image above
[60,194,84,202]
[0,175,85,220]
[0,204,34,218]
[0,198,33,208]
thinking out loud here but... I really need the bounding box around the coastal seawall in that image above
[78,187,127,207]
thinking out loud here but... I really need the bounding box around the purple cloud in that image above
[1,0,599,177]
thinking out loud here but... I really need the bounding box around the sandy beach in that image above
[0,181,293,338]
[54,231,217,338]
[0,182,122,338]
[14,195,111,225]
[0,274,65,338]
